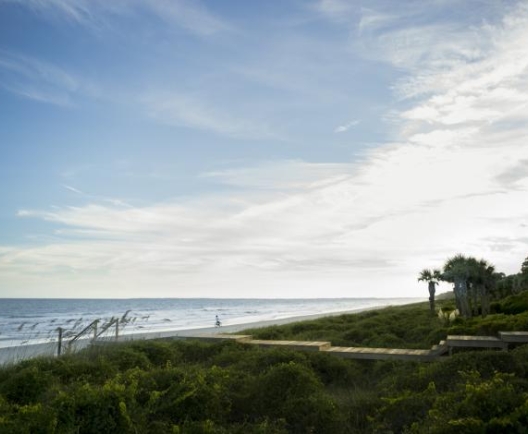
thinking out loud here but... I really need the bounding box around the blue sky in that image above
[1,0,528,298]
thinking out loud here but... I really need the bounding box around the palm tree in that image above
[469,259,496,317]
[442,254,472,318]
[519,255,528,291]
[418,268,442,313]
[466,257,481,316]
[522,256,528,275]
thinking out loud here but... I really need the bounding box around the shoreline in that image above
[0,299,421,366]
[96,298,420,340]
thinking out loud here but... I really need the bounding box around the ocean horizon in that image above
[0,297,422,350]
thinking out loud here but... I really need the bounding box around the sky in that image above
[1,0,528,299]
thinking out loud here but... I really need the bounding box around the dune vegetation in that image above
[1,286,528,433]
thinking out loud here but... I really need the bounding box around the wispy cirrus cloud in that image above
[2,0,95,26]
[8,142,526,296]
[334,119,360,133]
[0,50,80,106]
[201,160,355,190]
[141,91,279,140]
[350,1,528,269]
[143,0,232,36]
[1,0,231,37]
[495,160,528,187]
[3,1,528,298]
[313,0,355,22]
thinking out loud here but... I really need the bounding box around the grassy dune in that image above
[244,295,528,348]
[1,293,528,433]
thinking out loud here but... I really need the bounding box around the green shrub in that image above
[173,340,227,364]
[0,400,58,434]
[128,340,180,367]
[230,347,308,375]
[251,361,341,433]
[0,366,53,405]
[375,383,437,433]
[1,298,528,432]
[47,353,118,384]
[98,345,152,371]
[498,291,528,315]
[306,352,362,387]
[147,365,232,425]
[239,326,285,340]
[53,378,137,434]
[408,371,528,433]
[367,332,405,348]
[417,351,523,392]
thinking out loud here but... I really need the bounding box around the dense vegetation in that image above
[2,291,528,433]
[418,254,528,319]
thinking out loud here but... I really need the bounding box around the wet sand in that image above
[0,300,417,366]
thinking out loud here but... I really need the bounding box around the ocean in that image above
[0,297,420,362]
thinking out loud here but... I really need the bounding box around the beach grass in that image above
[242,300,447,348]
[1,293,528,432]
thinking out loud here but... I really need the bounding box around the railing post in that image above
[115,319,119,341]
[57,327,63,357]
[93,320,98,342]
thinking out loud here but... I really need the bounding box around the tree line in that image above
[419,254,528,318]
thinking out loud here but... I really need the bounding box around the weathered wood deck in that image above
[498,331,528,343]
[322,346,435,362]
[246,339,331,351]
[430,340,449,356]
[170,330,528,362]
[446,335,507,355]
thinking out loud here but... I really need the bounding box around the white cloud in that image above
[1,0,231,37]
[0,51,80,106]
[495,159,528,186]
[358,8,396,34]
[14,0,94,26]
[8,133,528,297]
[141,92,278,140]
[334,119,360,133]
[3,1,528,298]
[315,0,354,19]
[144,0,232,36]
[63,185,84,195]
[201,160,355,190]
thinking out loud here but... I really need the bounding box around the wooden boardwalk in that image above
[246,339,331,351]
[322,346,434,362]
[174,331,528,362]
[6,331,528,367]
[445,335,507,355]
[499,331,528,343]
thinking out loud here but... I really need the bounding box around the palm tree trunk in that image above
[428,282,436,314]
[471,283,479,316]
[455,277,471,318]
[481,286,490,317]
[453,282,462,313]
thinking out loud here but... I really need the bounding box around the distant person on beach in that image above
[215,315,221,327]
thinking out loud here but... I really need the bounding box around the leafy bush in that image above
[53,379,137,434]
[126,340,179,367]
[407,371,528,433]
[0,366,53,405]
[2,299,528,432]
[250,361,341,433]
[496,291,528,315]
[0,399,58,434]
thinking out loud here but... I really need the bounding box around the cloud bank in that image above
[2,2,528,298]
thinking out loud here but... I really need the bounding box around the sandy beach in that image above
[0,301,417,366]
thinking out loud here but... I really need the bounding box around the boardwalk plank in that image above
[152,329,528,362]
[322,346,433,361]
[246,339,331,351]
[446,335,507,349]
[498,331,528,343]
